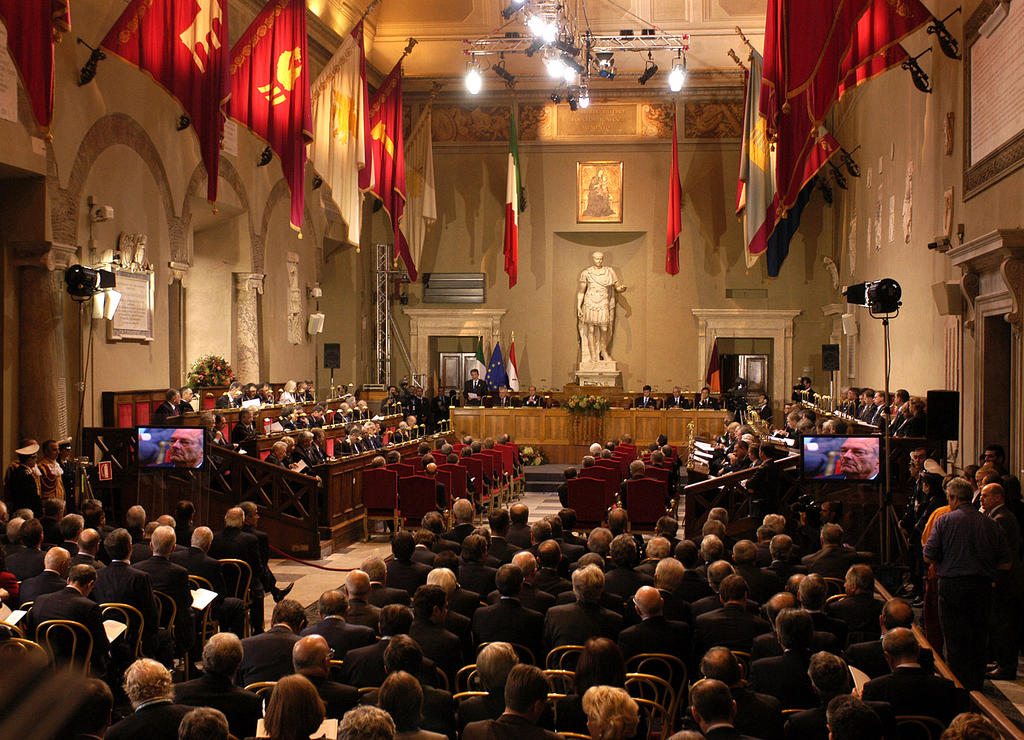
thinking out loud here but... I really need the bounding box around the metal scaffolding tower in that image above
[375,242,392,385]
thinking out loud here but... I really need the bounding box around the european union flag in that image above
[486,341,508,389]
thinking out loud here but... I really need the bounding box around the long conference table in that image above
[450,407,731,464]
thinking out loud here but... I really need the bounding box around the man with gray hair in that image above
[171,525,246,635]
[106,659,191,739]
[494,550,556,614]
[444,498,476,545]
[458,642,521,732]
[135,525,193,651]
[125,505,147,543]
[543,564,622,651]
[801,522,858,580]
[19,545,71,603]
[4,517,25,556]
[174,632,261,739]
[343,569,380,631]
[825,564,882,635]
[363,555,410,607]
[339,705,395,740]
[293,634,360,717]
[209,506,265,634]
[690,560,737,618]
[177,707,229,740]
[618,585,691,663]
[300,588,375,658]
[58,513,84,555]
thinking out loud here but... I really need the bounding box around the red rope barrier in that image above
[269,544,360,572]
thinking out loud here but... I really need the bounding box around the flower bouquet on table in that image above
[518,446,547,466]
[566,394,612,417]
[186,354,235,388]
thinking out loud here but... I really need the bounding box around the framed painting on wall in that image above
[577,161,623,223]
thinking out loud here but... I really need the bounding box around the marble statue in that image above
[577,251,626,363]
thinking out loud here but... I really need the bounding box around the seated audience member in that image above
[134,525,193,653]
[732,539,783,605]
[26,564,108,674]
[488,509,522,565]
[7,517,45,580]
[798,574,849,647]
[690,558,736,618]
[428,565,479,621]
[171,525,246,636]
[458,534,498,596]
[262,674,326,740]
[636,536,671,578]
[236,599,306,685]
[458,642,520,731]
[71,527,104,571]
[94,528,160,649]
[766,534,807,583]
[751,592,839,660]
[377,670,446,740]
[801,523,857,579]
[846,597,934,678]
[495,550,555,614]
[699,647,784,740]
[301,589,375,659]
[673,540,714,603]
[343,568,382,631]
[58,512,83,554]
[339,705,396,740]
[534,540,571,596]
[507,504,533,549]
[825,695,883,740]
[64,678,114,740]
[444,498,477,545]
[554,637,629,734]
[748,608,819,709]
[125,505,147,543]
[364,556,411,607]
[410,584,462,683]
[293,634,360,717]
[463,664,559,740]
[473,564,543,659]
[106,659,191,740]
[388,530,432,595]
[543,564,623,651]
[688,679,756,740]
[209,507,265,634]
[341,605,414,688]
[786,651,895,740]
[617,585,691,663]
[826,564,883,636]
[556,468,577,509]
[581,685,639,740]
[174,632,262,740]
[861,628,959,723]
[604,534,653,599]
[940,713,1002,740]
[19,545,71,603]
[695,574,771,654]
[178,708,229,740]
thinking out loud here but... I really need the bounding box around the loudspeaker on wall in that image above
[926,390,959,440]
[323,343,341,369]
[822,344,841,372]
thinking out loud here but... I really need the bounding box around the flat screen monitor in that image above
[137,427,205,469]
[801,435,880,481]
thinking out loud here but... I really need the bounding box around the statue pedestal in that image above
[576,361,621,387]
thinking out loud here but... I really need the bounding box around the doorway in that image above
[717,338,773,399]
[982,316,1010,456]
[433,336,480,393]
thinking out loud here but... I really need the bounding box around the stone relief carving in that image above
[286,251,303,345]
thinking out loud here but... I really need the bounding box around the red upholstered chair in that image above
[594,459,621,479]
[460,457,490,512]
[452,443,466,454]
[618,444,637,456]
[399,475,439,529]
[646,467,670,484]
[438,463,468,503]
[430,450,447,465]
[567,476,612,529]
[481,450,508,505]
[434,467,454,512]
[623,478,672,531]
[580,466,619,503]
[389,462,415,478]
[362,467,399,540]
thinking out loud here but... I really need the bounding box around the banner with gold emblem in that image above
[229,0,312,231]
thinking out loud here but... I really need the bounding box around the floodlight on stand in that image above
[668,52,686,92]
[578,81,590,108]
[465,61,483,94]
[92,288,121,320]
[64,264,116,300]
[638,53,658,85]
[843,278,903,315]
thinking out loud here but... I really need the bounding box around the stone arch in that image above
[50,112,180,250]
[181,157,256,264]
[256,178,320,275]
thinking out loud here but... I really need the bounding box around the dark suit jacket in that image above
[387,558,432,596]
[749,650,818,709]
[733,686,785,740]
[543,601,623,652]
[678,569,714,603]
[92,560,159,640]
[448,586,481,619]
[750,630,840,660]
[7,547,45,581]
[18,569,67,604]
[826,592,883,635]
[472,598,543,658]
[666,395,692,408]
[603,566,654,599]
[458,691,506,732]
[412,545,437,567]
[488,536,521,564]
[105,701,192,740]
[151,401,180,424]
[306,673,360,717]
[70,552,105,572]
[362,683,456,738]
[463,379,489,405]
[534,568,571,596]
[209,526,264,596]
[703,725,762,740]
[459,560,498,597]
[237,624,301,685]
[845,638,935,678]
[301,616,376,658]
[174,672,262,739]
[695,603,772,653]
[463,713,559,740]
[617,615,692,663]
[346,597,381,631]
[170,546,228,602]
[341,638,391,687]
[808,611,848,647]
[411,618,462,682]
[734,564,783,605]
[368,582,411,607]
[134,554,192,649]
[130,541,153,564]
[785,701,897,740]
[861,665,960,722]
[444,522,476,546]
[26,586,109,672]
[506,523,533,550]
[634,395,661,409]
[801,545,857,580]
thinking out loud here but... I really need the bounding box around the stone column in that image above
[14,242,76,442]
[233,272,264,384]
[168,262,190,387]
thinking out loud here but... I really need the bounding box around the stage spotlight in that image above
[465,62,483,94]
[843,278,902,314]
[501,0,526,20]
[553,38,581,57]
[525,38,544,57]
[65,265,116,300]
[568,88,579,111]
[550,91,562,103]
[578,82,590,108]
[668,56,686,92]
[638,54,658,85]
[492,59,516,87]
[560,54,584,75]
[544,50,565,78]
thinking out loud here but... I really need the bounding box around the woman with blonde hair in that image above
[278,380,297,404]
[260,674,325,740]
[582,685,639,740]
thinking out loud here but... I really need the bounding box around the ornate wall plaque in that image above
[108,269,155,342]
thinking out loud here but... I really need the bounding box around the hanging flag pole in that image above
[503,104,522,288]
[665,111,682,275]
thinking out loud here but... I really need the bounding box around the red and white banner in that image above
[102,0,228,204]
[0,0,70,130]
[665,115,682,275]
[229,0,312,231]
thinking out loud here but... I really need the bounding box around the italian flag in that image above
[470,337,487,376]
[507,333,520,391]
[503,107,521,288]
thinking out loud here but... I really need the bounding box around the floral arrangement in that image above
[566,394,612,416]
[186,354,234,387]
[518,445,547,467]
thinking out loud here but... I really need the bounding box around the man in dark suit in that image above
[209,507,266,634]
[489,550,556,615]
[689,678,761,740]
[387,530,431,596]
[343,569,381,632]
[618,586,691,664]
[19,545,71,604]
[732,539,782,605]
[522,385,546,408]
[604,533,653,599]
[695,574,771,654]
[494,386,518,407]
[443,498,477,546]
[825,563,883,637]
[801,523,858,579]
[751,592,839,660]
[666,385,692,408]
[543,564,623,652]
[696,386,719,410]
[411,530,438,566]
[170,525,245,636]
[459,534,499,596]
[748,608,818,709]
[463,664,560,740]
[301,589,375,659]
[410,584,462,684]
[151,388,182,425]
[766,534,808,583]
[174,632,262,740]
[341,604,414,688]
[236,599,305,685]
[699,647,784,740]
[507,504,533,549]
[634,385,661,409]
[488,509,523,565]
[981,482,1023,679]
[798,575,848,647]
[105,659,191,740]
[293,634,360,717]
[473,564,544,660]
[239,501,292,602]
[26,564,108,674]
[861,628,959,723]
[133,525,193,654]
[71,528,105,572]
[93,528,160,652]
[463,369,489,407]
[7,517,45,580]
[363,556,411,607]
[846,598,934,678]
[674,540,715,603]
